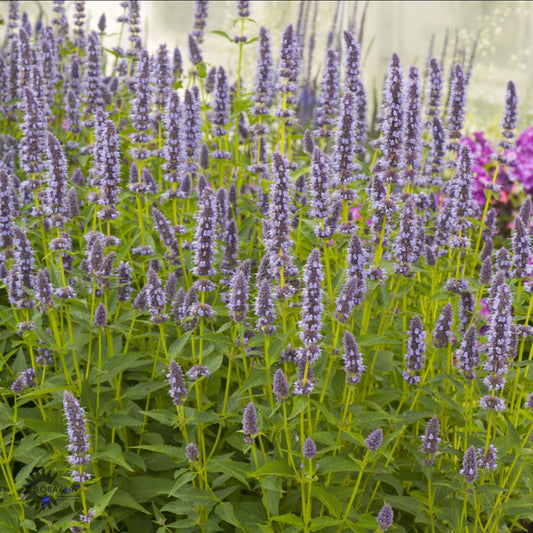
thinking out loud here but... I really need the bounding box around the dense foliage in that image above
[1,1,533,532]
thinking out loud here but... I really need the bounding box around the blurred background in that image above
[4,1,533,134]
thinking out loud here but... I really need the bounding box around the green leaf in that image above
[271,514,304,528]
[92,443,134,472]
[211,30,234,43]
[309,517,344,531]
[169,471,197,497]
[215,502,239,527]
[123,476,174,502]
[123,380,167,400]
[311,485,342,518]
[92,487,118,518]
[111,489,150,514]
[197,62,207,78]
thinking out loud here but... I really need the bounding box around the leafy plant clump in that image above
[1,1,533,532]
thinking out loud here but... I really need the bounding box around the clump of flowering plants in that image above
[1,1,533,532]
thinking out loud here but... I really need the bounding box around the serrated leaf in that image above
[250,460,294,477]
[215,502,239,527]
[92,443,133,472]
[92,487,118,518]
[271,514,304,528]
[111,489,150,514]
[311,485,342,518]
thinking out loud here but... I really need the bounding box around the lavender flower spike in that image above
[377,504,394,531]
[342,331,365,385]
[499,80,518,148]
[460,445,478,484]
[421,416,440,461]
[242,402,258,443]
[432,303,453,349]
[446,64,466,150]
[63,391,90,472]
[365,428,383,452]
[273,368,290,402]
[403,315,426,384]
[303,437,317,459]
[167,360,188,406]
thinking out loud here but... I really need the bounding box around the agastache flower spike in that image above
[499,81,518,149]
[425,57,443,121]
[298,248,324,351]
[426,116,446,181]
[484,279,512,391]
[117,261,133,302]
[403,315,426,384]
[63,391,90,474]
[381,53,404,184]
[193,187,217,279]
[335,275,365,323]
[268,152,293,277]
[237,0,250,17]
[35,268,54,310]
[228,265,250,323]
[446,64,466,150]
[192,0,208,43]
[432,303,453,348]
[365,428,383,451]
[145,266,168,323]
[131,50,152,142]
[252,27,273,117]
[393,196,418,276]
[188,32,203,66]
[314,49,340,136]
[457,324,479,380]
[10,227,35,309]
[93,302,107,328]
[342,331,365,385]
[255,278,276,332]
[167,360,187,406]
[309,147,330,219]
[460,446,478,483]
[343,31,361,93]
[334,91,359,195]
[273,368,290,402]
[173,46,183,80]
[403,66,422,185]
[242,402,258,443]
[478,444,498,471]
[162,91,183,185]
[449,144,477,224]
[212,66,230,137]
[511,216,531,278]
[82,31,104,118]
[303,437,317,459]
[421,416,440,461]
[377,504,394,531]
[153,43,171,115]
[183,88,201,172]
[0,170,15,247]
[20,87,46,175]
[45,134,69,228]
[96,120,121,220]
[185,442,199,462]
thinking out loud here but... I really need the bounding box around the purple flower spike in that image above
[456,324,479,380]
[365,428,383,452]
[432,303,453,349]
[342,331,365,385]
[421,416,440,458]
[186,442,199,462]
[314,48,340,136]
[404,66,422,184]
[298,249,323,351]
[500,80,518,148]
[242,402,258,443]
[303,437,317,459]
[377,504,394,531]
[403,315,426,384]
[167,360,188,406]
[253,27,273,116]
[460,446,478,483]
[447,64,466,150]
[273,368,290,402]
[63,391,90,469]
[310,147,330,219]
